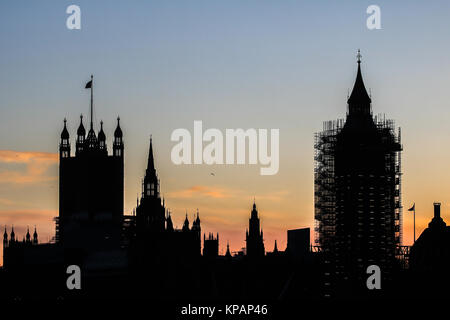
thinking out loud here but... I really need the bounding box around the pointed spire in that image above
[274,240,278,253]
[26,226,31,243]
[347,49,371,115]
[147,135,155,173]
[183,212,190,232]
[225,241,231,258]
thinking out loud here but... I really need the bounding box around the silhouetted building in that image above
[203,233,219,258]
[1,76,326,301]
[287,228,310,259]
[58,106,124,249]
[314,52,402,292]
[136,137,165,234]
[246,201,265,257]
[3,227,40,269]
[128,138,202,262]
[410,202,450,272]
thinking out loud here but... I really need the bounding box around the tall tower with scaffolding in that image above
[314,51,402,293]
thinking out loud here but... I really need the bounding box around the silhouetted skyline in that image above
[3,2,450,266]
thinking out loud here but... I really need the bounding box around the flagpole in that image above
[413,205,416,243]
[90,74,93,130]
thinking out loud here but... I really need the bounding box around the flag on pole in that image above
[408,203,415,211]
[85,80,92,89]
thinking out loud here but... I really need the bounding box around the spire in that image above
[77,114,86,137]
[33,226,38,244]
[114,117,123,138]
[98,121,106,141]
[225,241,231,258]
[26,227,31,243]
[147,135,155,173]
[3,226,7,240]
[274,240,278,253]
[166,210,174,231]
[347,49,371,115]
[61,118,69,139]
[251,200,258,219]
[98,120,106,151]
[113,116,124,157]
[183,213,190,232]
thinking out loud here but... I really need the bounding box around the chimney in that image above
[434,202,441,219]
[429,202,446,229]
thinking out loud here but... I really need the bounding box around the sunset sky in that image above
[2,0,450,265]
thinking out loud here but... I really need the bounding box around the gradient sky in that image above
[2,0,450,265]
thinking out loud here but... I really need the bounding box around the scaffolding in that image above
[314,119,344,249]
[314,114,403,251]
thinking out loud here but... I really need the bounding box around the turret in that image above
[113,117,124,157]
[3,226,8,248]
[143,136,158,198]
[182,213,190,232]
[192,209,201,233]
[98,120,107,153]
[10,226,15,243]
[60,118,70,158]
[33,227,38,245]
[76,114,86,155]
[25,227,31,244]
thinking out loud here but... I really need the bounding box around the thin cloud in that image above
[0,209,57,223]
[0,150,57,185]
[167,185,234,199]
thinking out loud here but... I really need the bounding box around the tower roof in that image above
[61,118,69,139]
[146,136,155,173]
[114,117,123,138]
[77,114,86,136]
[251,200,258,218]
[98,121,106,141]
[347,50,371,112]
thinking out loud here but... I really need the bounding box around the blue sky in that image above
[1,1,450,258]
